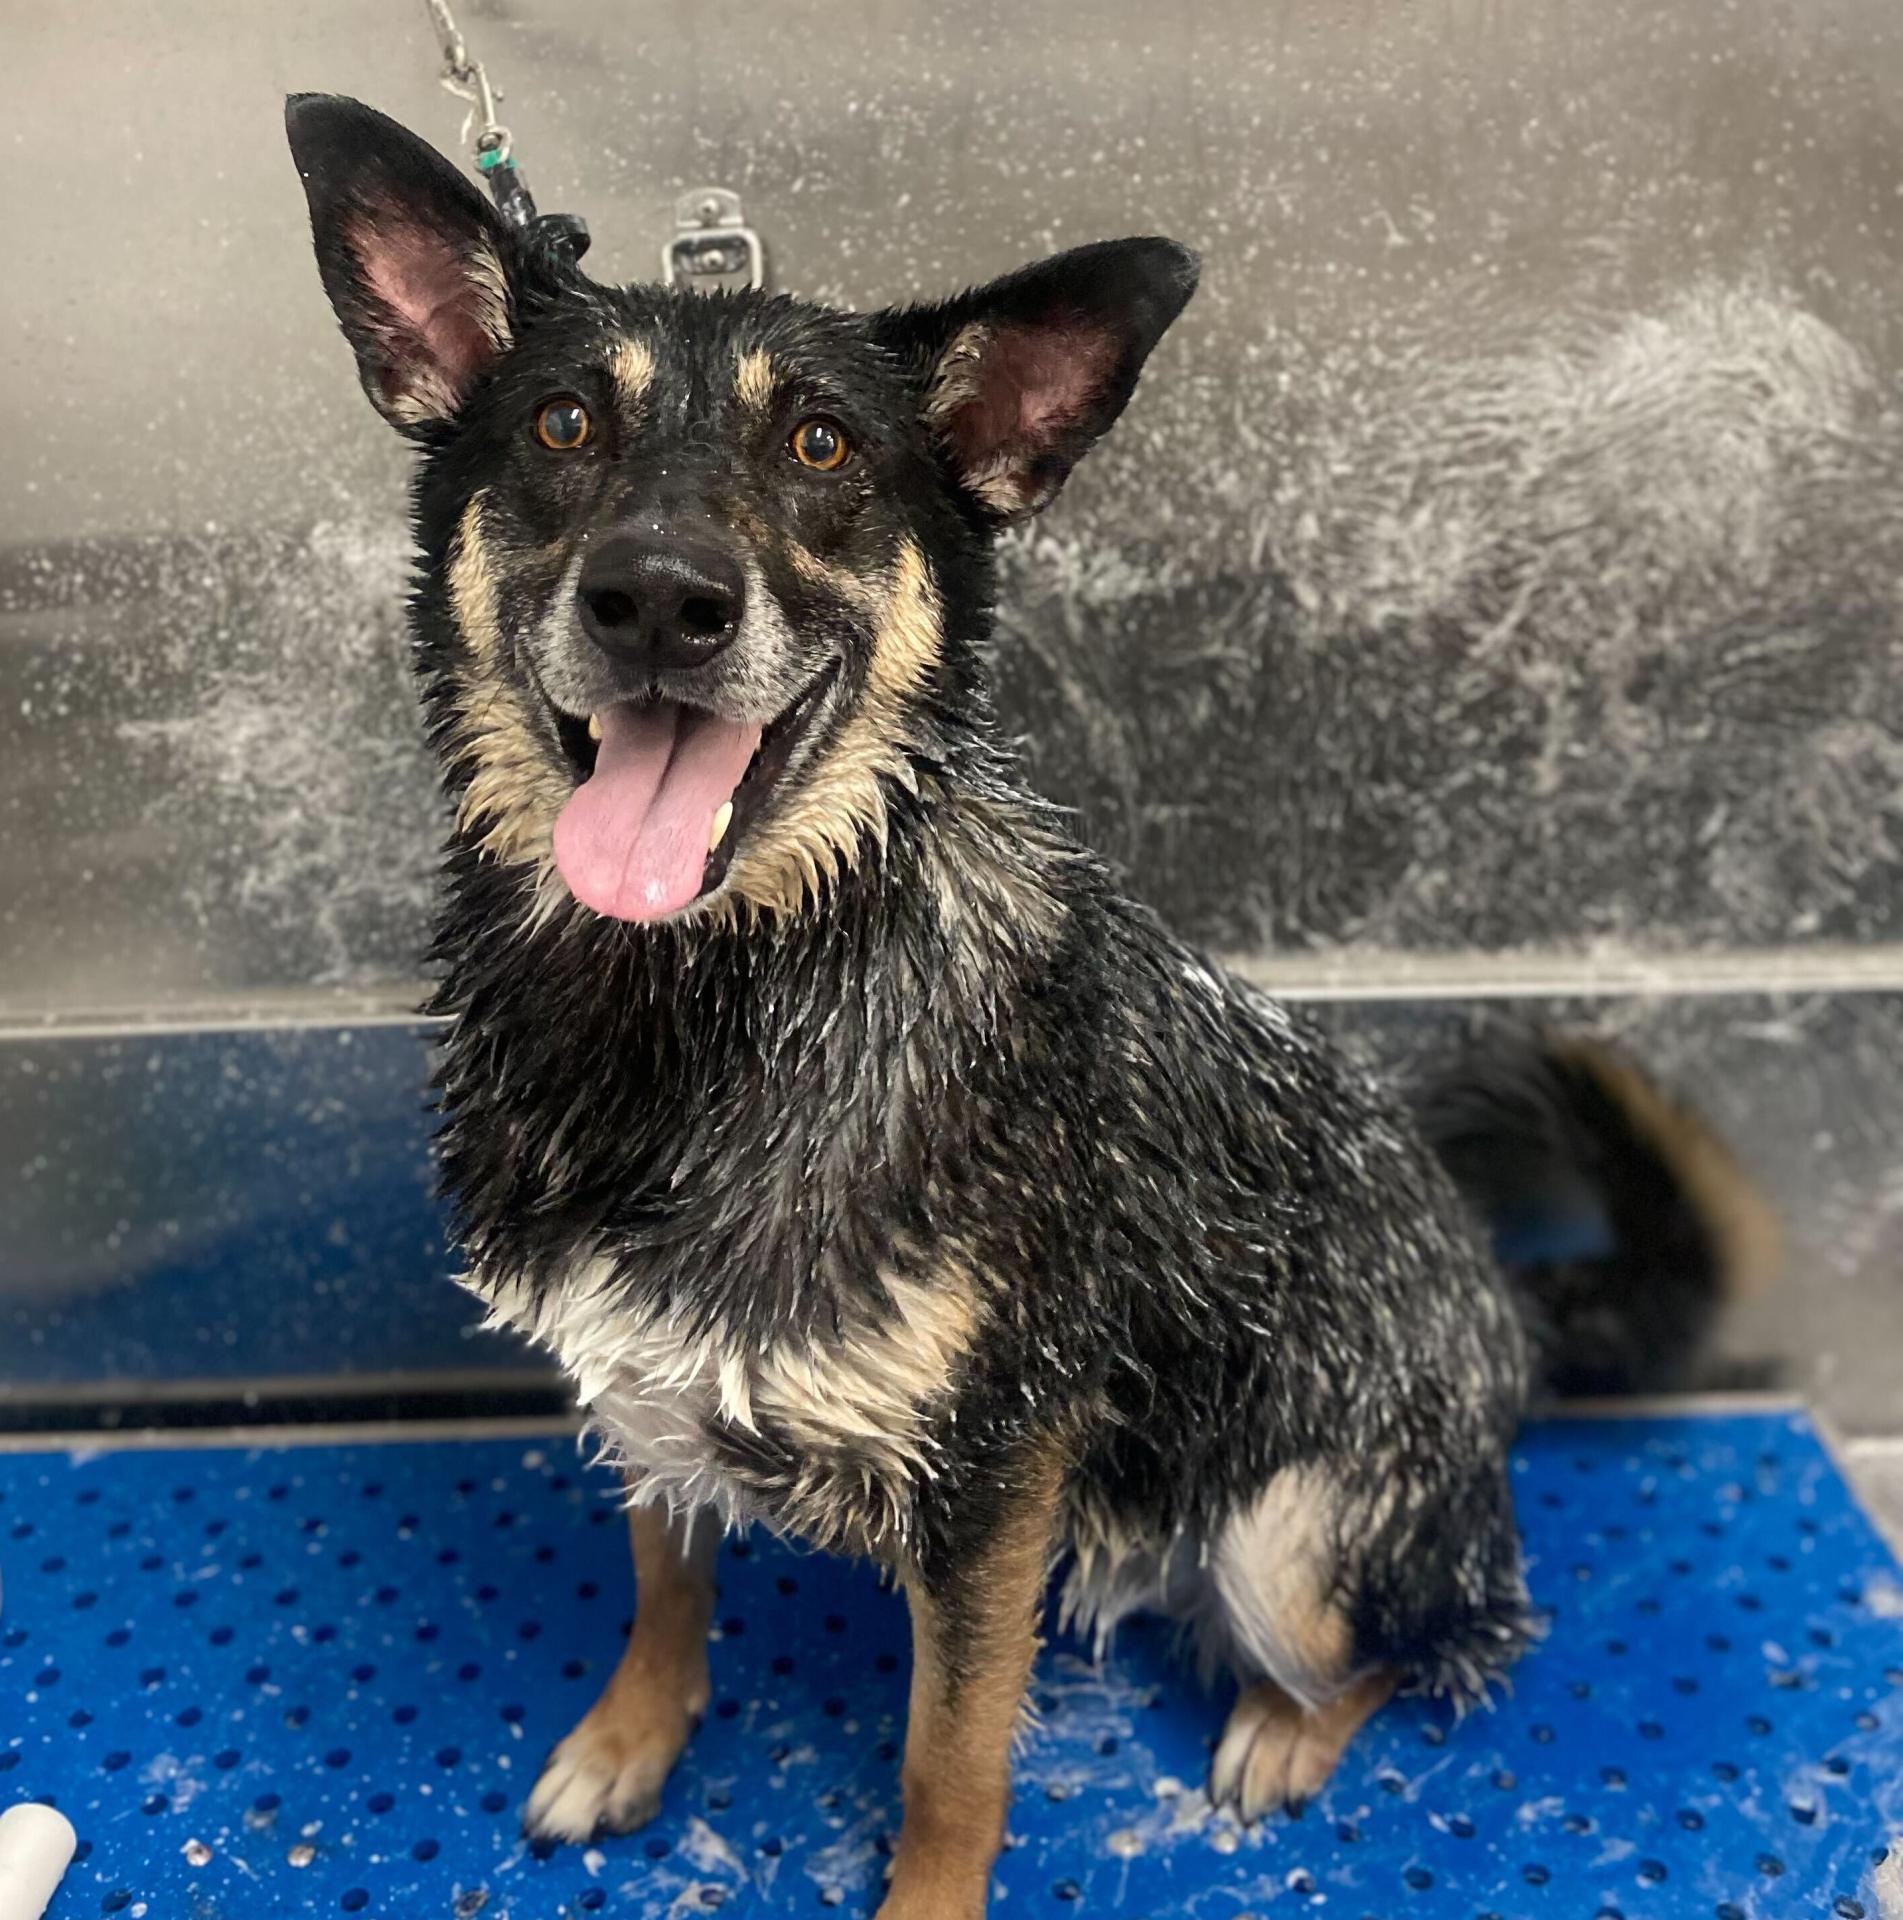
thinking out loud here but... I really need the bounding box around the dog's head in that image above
[288,95,1196,925]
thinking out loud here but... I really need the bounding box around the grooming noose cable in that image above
[420,0,590,263]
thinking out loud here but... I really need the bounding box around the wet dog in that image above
[288,94,1778,1918]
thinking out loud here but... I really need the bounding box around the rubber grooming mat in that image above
[3,1410,1900,1917]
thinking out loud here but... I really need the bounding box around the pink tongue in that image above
[553,703,763,921]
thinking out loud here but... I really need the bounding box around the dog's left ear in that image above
[872,237,1199,520]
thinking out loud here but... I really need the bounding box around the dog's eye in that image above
[789,418,850,472]
[534,399,592,451]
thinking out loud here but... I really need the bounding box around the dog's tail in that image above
[1415,1030,1781,1397]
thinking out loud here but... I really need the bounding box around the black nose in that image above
[576,534,745,671]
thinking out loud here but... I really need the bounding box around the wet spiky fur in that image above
[290,92,1774,1891]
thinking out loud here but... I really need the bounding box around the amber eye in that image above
[789,417,850,471]
[534,399,592,450]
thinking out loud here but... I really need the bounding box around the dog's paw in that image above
[1208,1683,1349,1822]
[522,1687,696,1844]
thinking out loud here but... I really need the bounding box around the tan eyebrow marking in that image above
[610,337,657,420]
[734,346,777,415]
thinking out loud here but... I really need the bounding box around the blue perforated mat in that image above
[3,1410,1900,1918]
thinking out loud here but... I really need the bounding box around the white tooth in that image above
[587,713,603,740]
[709,801,734,852]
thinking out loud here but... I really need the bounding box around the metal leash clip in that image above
[421,0,590,264]
[664,189,767,295]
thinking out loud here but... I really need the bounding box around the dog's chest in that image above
[579,1326,761,1526]
[472,1255,975,1551]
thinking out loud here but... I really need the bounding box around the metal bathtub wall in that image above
[2,2,1901,1424]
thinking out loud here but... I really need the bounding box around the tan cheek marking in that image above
[718,714,909,919]
[610,338,657,425]
[726,505,877,612]
[445,491,569,869]
[715,529,1061,953]
[734,346,776,415]
[868,537,945,703]
[779,537,880,610]
[448,493,504,659]
[720,539,942,918]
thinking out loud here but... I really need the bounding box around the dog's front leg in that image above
[878,1463,1062,1920]
[524,1495,718,1842]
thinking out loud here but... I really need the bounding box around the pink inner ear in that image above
[953,319,1121,466]
[352,209,502,413]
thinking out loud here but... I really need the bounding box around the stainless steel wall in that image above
[3,2,1900,1419]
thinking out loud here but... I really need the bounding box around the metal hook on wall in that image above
[664,188,768,295]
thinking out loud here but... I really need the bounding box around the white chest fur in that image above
[470,1256,978,1543]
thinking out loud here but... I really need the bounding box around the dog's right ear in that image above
[287,94,519,432]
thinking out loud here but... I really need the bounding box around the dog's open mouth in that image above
[550,666,837,922]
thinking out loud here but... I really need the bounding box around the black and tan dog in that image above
[288,96,1779,1919]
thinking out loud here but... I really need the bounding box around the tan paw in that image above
[522,1678,700,1843]
[1208,1673,1393,1823]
